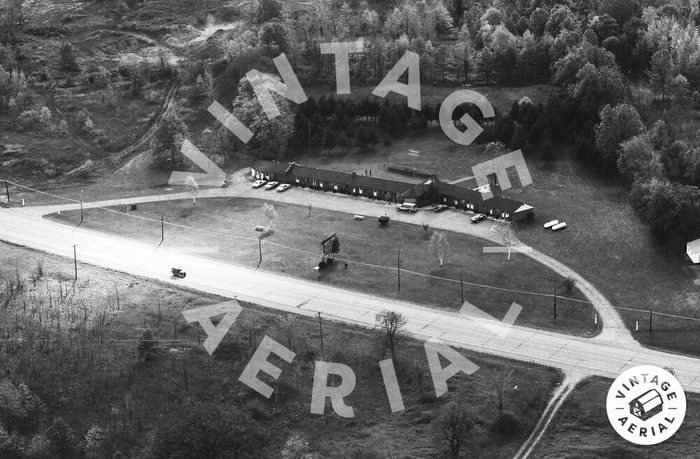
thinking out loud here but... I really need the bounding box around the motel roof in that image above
[250,161,531,213]
[251,160,290,176]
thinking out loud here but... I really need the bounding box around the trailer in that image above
[544,219,559,229]
[552,222,567,231]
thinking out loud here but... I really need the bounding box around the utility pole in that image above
[460,272,464,303]
[553,286,557,321]
[649,309,653,334]
[318,311,324,360]
[72,245,78,281]
[397,247,401,292]
[80,189,84,224]
[4,180,9,203]
[258,238,263,264]
[160,215,164,245]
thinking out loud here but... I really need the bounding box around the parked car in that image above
[252,179,267,188]
[433,205,448,212]
[264,181,280,190]
[397,203,418,213]
[277,183,291,192]
[470,214,487,223]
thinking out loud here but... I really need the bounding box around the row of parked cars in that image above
[396,202,488,223]
[252,179,291,192]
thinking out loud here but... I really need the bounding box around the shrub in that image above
[562,277,576,293]
[491,411,522,436]
[244,399,271,421]
[17,109,41,131]
[58,43,80,72]
[137,329,159,360]
[45,417,78,456]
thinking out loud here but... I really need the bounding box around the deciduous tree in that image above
[429,231,450,267]
[595,103,644,168]
[152,107,188,168]
[375,310,407,361]
[440,401,472,459]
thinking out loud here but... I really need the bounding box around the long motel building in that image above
[251,161,535,222]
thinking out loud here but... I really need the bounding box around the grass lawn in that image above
[532,377,700,458]
[0,241,562,458]
[48,197,597,337]
[286,129,700,356]
[512,158,700,355]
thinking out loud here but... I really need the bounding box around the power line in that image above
[5,180,700,323]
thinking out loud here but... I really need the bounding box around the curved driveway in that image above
[3,170,699,393]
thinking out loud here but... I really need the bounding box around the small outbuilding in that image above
[687,238,700,264]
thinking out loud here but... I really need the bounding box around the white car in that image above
[470,214,487,223]
[252,179,267,188]
[264,181,280,190]
[397,203,418,213]
[276,183,291,192]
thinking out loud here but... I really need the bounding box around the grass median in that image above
[48,196,598,337]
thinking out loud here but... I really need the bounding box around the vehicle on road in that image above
[397,203,418,213]
[470,214,487,224]
[277,183,291,192]
[264,181,280,190]
[252,179,267,188]
[171,268,186,278]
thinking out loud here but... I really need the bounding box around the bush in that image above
[244,399,271,421]
[491,411,522,436]
[137,329,159,360]
[58,43,80,72]
[562,277,576,293]
[17,110,41,131]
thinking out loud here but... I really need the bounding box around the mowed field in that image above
[512,159,700,355]
[48,197,597,337]
[532,377,700,458]
[293,131,700,356]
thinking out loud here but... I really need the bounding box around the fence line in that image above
[5,179,700,323]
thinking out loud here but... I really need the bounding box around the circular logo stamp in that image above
[606,365,686,445]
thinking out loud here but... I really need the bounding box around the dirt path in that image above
[513,372,583,459]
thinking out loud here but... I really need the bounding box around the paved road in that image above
[2,181,700,393]
[23,169,632,345]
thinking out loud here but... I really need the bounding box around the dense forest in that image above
[191,0,700,244]
[2,0,699,243]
